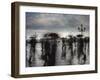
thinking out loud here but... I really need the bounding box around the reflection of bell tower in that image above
[78,24,86,35]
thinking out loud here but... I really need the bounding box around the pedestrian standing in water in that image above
[28,36,37,67]
[61,38,67,59]
[43,38,51,66]
[67,35,74,64]
[77,35,85,64]
[49,39,57,66]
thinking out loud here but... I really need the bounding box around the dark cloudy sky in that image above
[26,12,89,37]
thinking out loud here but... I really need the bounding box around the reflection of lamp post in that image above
[78,24,86,35]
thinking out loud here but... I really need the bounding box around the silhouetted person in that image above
[77,35,85,64]
[43,33,59,66]
[83,37,89,64]
[40,39,45,56]
[68,36,74,58]
[43,39,51,66]
[28,37,37,67]
[49,39,57,66]
[61,38,67,59]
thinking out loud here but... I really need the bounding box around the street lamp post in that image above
[78,24,86,35]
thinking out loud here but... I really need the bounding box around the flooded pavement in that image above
[26,37,89,67]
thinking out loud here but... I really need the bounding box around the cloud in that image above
[26,12,89,33]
